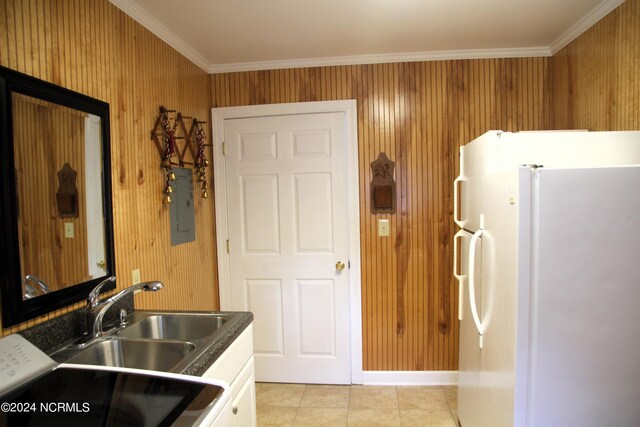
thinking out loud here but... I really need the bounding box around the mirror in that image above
[0,66,116,327]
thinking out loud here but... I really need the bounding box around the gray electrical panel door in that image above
[170,167,195,245]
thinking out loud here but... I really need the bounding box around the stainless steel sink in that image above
[117,314,227,341]
[49,311,241,374]
[64,338,196,371]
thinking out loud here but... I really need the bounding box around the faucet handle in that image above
[87,275,116,307]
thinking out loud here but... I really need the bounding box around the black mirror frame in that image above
[0,66,116,327]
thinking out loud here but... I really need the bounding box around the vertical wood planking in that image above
[211,58,548,371]
[550,0,639,131]
[1,0,216,335]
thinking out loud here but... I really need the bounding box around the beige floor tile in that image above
[349,385,398,409]
[442,386,457,402]
[256,383,460,427]
[300,385,351,408]
[442,386,457,416]
[397,387,449,411]
[293,407,348,426]
[257,384,306,408]
[399,409,457,427]
[257,406,298,427]
[348,408,402,426]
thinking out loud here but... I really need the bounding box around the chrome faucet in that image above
[86,276,163,337]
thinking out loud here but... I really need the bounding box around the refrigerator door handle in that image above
[468,225,485,348]
[454,148,468,228]
[454,229,468,320]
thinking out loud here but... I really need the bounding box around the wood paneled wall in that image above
[212,59,549,371]
[14,94,90,292]
[1,0,217,334]
[550,0,640,130]
[3,0,632,372]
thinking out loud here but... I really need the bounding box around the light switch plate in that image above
[378,219,390,237]
[64,223,74,238]
[131,269,141,286]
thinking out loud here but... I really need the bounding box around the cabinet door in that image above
[230,357,257,427]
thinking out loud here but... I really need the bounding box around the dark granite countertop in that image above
[177,311,253,376]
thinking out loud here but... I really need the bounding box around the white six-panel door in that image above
[223,112,351,384]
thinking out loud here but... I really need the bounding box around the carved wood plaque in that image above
[56,162,78,218]
[370,152,396,214]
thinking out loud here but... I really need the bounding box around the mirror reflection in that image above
[12,93,107,300]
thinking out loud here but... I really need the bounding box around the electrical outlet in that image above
[378,219,390,237]
[64,223,74,238]
[131,269,141,285]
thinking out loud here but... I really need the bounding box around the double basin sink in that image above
[50,311,234,373]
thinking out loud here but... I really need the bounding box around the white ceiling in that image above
[110,0,623,73]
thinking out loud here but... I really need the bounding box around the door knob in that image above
[335,261,346,271]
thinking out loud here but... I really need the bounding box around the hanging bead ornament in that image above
[159,106,178,204]
[194,121,209,199]
[152,106,210,205]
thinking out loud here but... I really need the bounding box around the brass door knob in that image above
[335,261,346,271]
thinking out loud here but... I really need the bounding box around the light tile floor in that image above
[256,383,458,427]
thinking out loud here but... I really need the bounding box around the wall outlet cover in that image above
[64,222,74,238]
[131,269,141,285]
[378,219,390,237]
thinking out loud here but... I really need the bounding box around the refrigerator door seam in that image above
[527,168,542,427]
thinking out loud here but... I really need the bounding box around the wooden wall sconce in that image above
[151,106,210,204]
[370,152,396,214]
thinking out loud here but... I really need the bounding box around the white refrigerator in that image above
[454,131,640,427]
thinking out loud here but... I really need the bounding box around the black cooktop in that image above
[0,366,224,427]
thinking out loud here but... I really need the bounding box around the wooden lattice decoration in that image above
[151,106,210,203]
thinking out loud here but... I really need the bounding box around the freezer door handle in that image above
[468,225,485,348]
[454,148,468,228]
[453,229,468,320]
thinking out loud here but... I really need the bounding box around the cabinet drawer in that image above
[230,357,256,427]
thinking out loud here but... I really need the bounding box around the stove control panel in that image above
[0,334,56,396]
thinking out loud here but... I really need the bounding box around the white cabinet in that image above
[229,357,256,427]
[203,324,256,427]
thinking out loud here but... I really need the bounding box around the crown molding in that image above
[110,0,623,74]
[548,0,625,54]
[208,47,552,74]
[108,0,210,72]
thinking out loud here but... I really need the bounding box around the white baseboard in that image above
[361,371,458,386]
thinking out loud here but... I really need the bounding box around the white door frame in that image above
[212,100,363,384]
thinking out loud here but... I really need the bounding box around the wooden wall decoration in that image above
[151,106,211,204]
[1,0,217,335]
[370,153,396,214]
[56,163,79,218]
